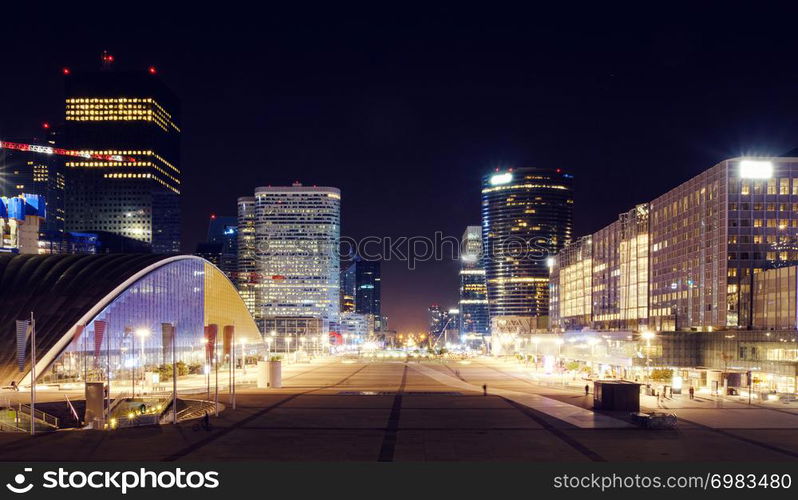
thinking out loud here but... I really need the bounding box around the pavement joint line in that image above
[673,416,798,459]
[415,362,630,430]
[500,396,606,462]
[377,364,408,462]
[163,363,370,461]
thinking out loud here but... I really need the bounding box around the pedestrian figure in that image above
[689,386,694,400]
[584,384,589,396]
[202,411,211,431]
[482,384,487,396]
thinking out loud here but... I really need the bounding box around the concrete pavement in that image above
[0,357,796,462]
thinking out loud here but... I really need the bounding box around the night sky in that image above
[3,5,798,332]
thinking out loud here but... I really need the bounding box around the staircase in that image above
[0,404,59,433]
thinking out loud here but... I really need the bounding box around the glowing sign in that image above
[739,160,773,179]
[490,172,513,185]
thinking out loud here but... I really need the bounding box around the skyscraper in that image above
[428,304,446,336]
[481,167,574,330]
[459,226,489,336]
[342,257,381,314]
[236,196,258,320]
[194,215,237,278]
[340,261,356,313]
[341,257,382,330]
[254,183,340,333]
[63,56,181,253]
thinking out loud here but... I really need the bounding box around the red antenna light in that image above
[148,66,157,75]
[210,214,217,220]
[62,67,71,75]
[556,168,562,173]
[42,122,50,130]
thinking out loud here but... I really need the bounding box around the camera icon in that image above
[6,468,33,494]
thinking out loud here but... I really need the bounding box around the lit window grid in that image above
[253,188,341,323]
[65,98,180,133]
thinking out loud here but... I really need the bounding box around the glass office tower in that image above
[459,226,489,336]
[236,196,258,321]
[481,167,574,329]
[64,63,181,253]
[254,183,340,332]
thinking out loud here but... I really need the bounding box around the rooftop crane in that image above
[0,140,136,163]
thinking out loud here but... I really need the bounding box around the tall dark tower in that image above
[481,167,574,328]
[63,53,181,253]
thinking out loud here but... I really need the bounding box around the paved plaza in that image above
[1,357,797,461]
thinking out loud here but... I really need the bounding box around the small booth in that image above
[593,380,642,412]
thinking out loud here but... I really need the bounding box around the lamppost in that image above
[240,338,247,375]
[134,328,150,398]
[641,330,656,381]
[200,338,210,400]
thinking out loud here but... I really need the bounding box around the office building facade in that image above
[253,183,340,333]
[481,167,574,329]
[341,257,382,329]
[550,156,798,332]
[195,215,237,278]
[63,64,181,253]
[459,226,489,336]
[236,197,258,320]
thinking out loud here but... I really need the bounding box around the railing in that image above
[105,391,130,420]
[0,407,55,433]
[19,404,59,428]
[0,420,26,432]
[175,399,220,422]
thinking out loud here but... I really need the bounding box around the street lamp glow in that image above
[640,330,656,341]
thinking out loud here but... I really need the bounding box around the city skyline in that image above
[4,6,798,332]
[2,4,798,479]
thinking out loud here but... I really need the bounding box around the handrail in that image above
[105,391,130,419]
[0,420,26,432]
[19,404,59,428]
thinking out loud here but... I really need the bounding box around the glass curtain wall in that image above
[40,258,260,399]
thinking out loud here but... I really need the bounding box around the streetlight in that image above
[240,338,247,374]
[640,330,656,381]
[134,328,150,398]
[200,338,210,400]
